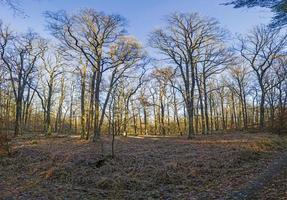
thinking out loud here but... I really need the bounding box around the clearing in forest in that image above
[0,133,287,199]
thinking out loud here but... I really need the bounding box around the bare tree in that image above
[238,25,287,129]
[0,22,45,135]
[228,63,251,129]
[46,9,126,139]
[30,47,64,135]
[46,10,147,140]
[149,12,227,138]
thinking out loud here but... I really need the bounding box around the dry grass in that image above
[0,132,286,199]
[253,167,287,199]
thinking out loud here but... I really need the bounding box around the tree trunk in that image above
[259,91,265,129]
[80,66,86,139]
[203,80,209,134]
[86,71,96,140]
[15,97,22,136]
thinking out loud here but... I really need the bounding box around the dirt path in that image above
[229,151,287,200]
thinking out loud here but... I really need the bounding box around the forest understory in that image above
[1,132,287,200]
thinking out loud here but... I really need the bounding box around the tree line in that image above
[0,9,287,142]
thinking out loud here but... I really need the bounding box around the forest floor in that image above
[0,132,287,200]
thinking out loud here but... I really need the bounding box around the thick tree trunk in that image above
[86,71,96,140]
[259,91,265,129]
[45,84,53,136]
[15,98,22,136]
[186,94,195,138]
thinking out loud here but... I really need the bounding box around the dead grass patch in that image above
[0,132,287,199]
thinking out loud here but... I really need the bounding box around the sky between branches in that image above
[0,0,273,47]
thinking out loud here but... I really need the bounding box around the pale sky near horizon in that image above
[0,0,273,45]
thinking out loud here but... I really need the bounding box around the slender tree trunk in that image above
[131,100,137,135]
[123,101,129,136]
[69,91,74,132]
[172,88,181,135]
[195,99,199,134]
[220,93,226,130]
[160,93,165,135]
[243,95,248,130]
[231,92,236,129]
[80,66,87,139]
[203,80,209,134]
[93,71,102,141]
[143,105,148,135]
[196,69,205,134]
[55,76,65,133]
[183,104,187,135]
[138,108,143,135]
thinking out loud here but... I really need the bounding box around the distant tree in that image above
[150,68,173,135]
[149,12,227,138]
[30,47,64,136]
[0,22,46,135]
[196,40,232,134]
[228,63,251,130]
[237,25,287,129]
[224,0,287,27]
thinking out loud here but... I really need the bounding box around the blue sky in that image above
[0,0,272,44]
